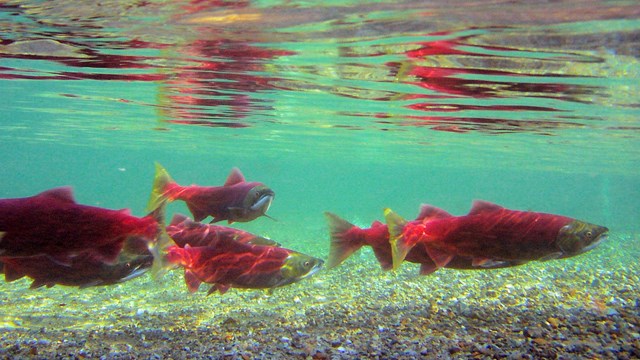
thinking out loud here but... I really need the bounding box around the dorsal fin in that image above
[224,168,245,186]
[416,204,452,220]
[468,200,504,215]
[37,186,76,203]
[117,208,132,215]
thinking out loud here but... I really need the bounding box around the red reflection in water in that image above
[381,32,604,134]
[158,38,295,124]
[0,1,297,128]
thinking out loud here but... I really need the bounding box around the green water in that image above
[0,0,639,338]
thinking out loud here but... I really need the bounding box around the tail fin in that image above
[325,212,365,269]
[147,162,175,213]
[383,208,411,270]
[146,191,178,279]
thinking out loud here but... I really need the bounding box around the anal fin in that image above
[208,283,230,295]
[184,270,202,293]
[419,261,438,275]
[188,203,210,223]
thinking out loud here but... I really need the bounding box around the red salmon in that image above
[326,208,522,275]
[0,187,167,265]
[166,239,323,295]
[385,201,608,271]
[148,163,274,223]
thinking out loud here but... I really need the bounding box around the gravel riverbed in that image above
[1,232,638,359]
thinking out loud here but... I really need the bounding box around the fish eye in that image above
[304,261,310,268]
[585,231,593,239]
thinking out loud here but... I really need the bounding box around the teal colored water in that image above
[0,0,639,346]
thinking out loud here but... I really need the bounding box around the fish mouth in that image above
[250,193,274,213]
[564,232,608,256]
[582,233,607,253]
[303,260,324,278]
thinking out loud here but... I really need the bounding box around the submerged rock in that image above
[0,39,89,57]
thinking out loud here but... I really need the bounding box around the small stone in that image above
[523,327,544,338]
[533,338,548,345]
[606,308,619,316]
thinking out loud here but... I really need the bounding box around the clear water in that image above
[0,0,639,339]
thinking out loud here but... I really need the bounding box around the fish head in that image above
[111,255,154,283]
[230,185,275,222]
[276,253,324,287]
[556,220,608,257]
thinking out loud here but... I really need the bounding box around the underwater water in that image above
[0,0,639,358]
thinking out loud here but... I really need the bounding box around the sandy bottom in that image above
[1,233,639,359]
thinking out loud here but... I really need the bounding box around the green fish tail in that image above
[147,162,174,212]
[383,208,410,271]
[149,227,178,280]
[146,178,178,279]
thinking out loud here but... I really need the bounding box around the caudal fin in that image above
[324,212,365,269]
[383,208,411,271]
[146,198,178,279]
[147,162,175,213]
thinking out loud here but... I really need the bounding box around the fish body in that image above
[0,253,153,289]
[149,163,274,223]
[325,211,518,275]
[386,201,608,270]
[0,187,163,264]
[167,214,279,247]
[166,238,323,295]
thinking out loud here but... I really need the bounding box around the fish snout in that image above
[557,221,608,256]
